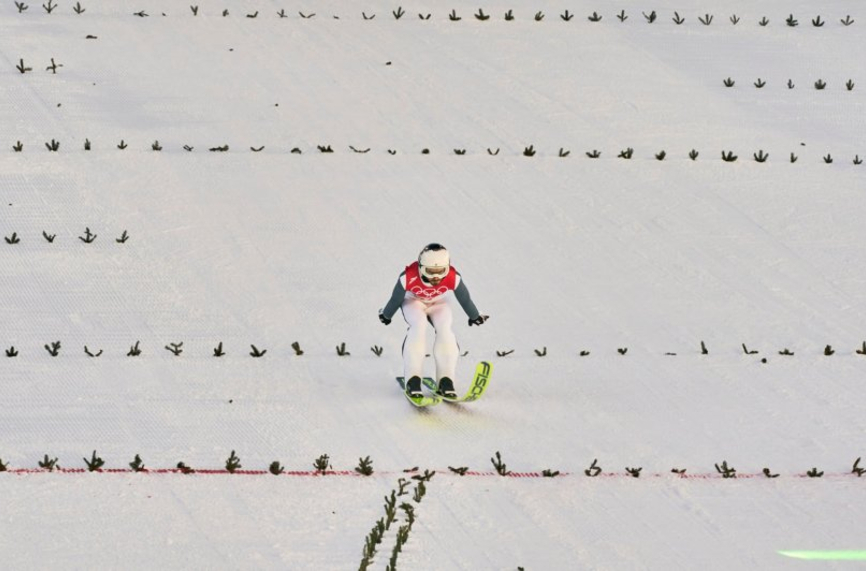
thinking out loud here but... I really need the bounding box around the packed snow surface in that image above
[1,1,864,568]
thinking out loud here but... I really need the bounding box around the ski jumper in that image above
[381,262,481,382]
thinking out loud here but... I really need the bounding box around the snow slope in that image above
[1,2,865,568]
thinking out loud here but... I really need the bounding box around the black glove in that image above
[379,311,391,325]
[468,314,489,326]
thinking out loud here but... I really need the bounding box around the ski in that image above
[396,377,441,407]
[422,361,492,403]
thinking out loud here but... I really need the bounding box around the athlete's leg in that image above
[401,299,429,380]
[428,301,458,382]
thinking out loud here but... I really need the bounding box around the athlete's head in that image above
[418,243,450,285]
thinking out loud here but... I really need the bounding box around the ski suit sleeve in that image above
[381,275,406,320]
[454,277,481,320]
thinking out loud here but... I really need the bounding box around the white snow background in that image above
[1,1,865,569]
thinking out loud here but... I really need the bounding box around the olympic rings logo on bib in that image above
[410,285,449,300]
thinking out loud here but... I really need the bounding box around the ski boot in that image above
[436,377,458,399]
[405,376,423,398]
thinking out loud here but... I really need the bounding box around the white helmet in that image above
[418,243,450,280]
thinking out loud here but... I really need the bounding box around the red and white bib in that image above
[404,261,458,302]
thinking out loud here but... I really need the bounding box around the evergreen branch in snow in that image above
[579,350,590,356]
[421,148,430,155]
[249,344,266,357]
[383,490,397,528]
[474,9,489,21]
[190,5,198,16]
[13,141,23,152]
[211,341,224,356]
[448,466,469,476]
[84,450,105,471]
[411,469,435,482]
[655,150,666,161]
[165,342,183,356]
[361,12,374,20]
[846,80,855,91]
[15,2,28,13]
[824,345,835,356]
[127,341,142,356]
[412,481,426,502]
[487,148,500,155]
[176,461,194,474]
[701,341,708,354]
[151,140,162,151]
[491,451,511,475]
[269,461,284,475]
[814,79,827,90]
[790,152,798,163]
[754,78,766,88]
[349,146,370,153]
[542,469,560,477]
[823,154,833,164]
[785,14,798,27]
[559,148,570,158]
[730,14,740,25]
[523,144,536,157]
[314,454,330,474]
[721,151,738,162]
[4,232,20,244]
[336,342,350,356]
[371,345,383,357]
[759,16,769,27]
[698,14,713,26]
[854,155,863,165]
[754,150,769,163]
[291,341,304,356]
[134,10,149,18]
[45,138,60,151]
[277,9,287,18]
[618,347,628,355]
[355,456,374,476]
[762,467,779,478]
[0,458,8,471]
[672,12,684,25]
[6,346,18,357]
[626,466,642,478]
[116,230,129,243]
[858,342,866,355]
[672,468,687,475]
[806,467,824,477]
[560,10,573,22]
[209,145,229,152]
[642,11,656,23]
[618,147,633,159]
[811,15,824,27]
[742,343,758,355]
[689,149,699,160]
[396,477,411,496]
[45,58,63,73]
[504,10,514,21]
[853,457,864,477]
[588,11,602,22]
[448,9,460,22]
[616,10,627,22]
[246,11,258,18]
[585,459,602,477]
[39,454,59,471]
[79,227,96,243]
[44,341,61,357]
[586,149,601,158]
[225,450,242,472]
[183,145,194,152]
[723,77,735,87]
[788,79,795,89]
[117,140,127,150]
[535,11,544,22]
[534,347,547,357]
[496,349,514,357]
[453,149,466,155]
[841,15,854,26]
[129,454,145,471]
[715,460,737,478]
[387,149,396,155]
[778,348,794,356]
[317,145,333,153]
[42,0,56,13]
[84,346,103,357]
